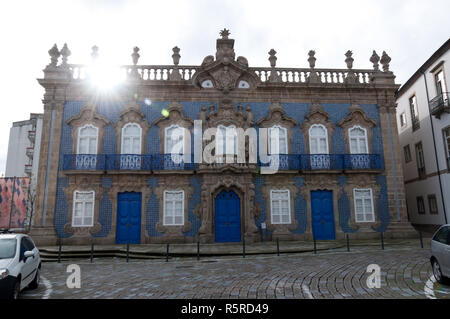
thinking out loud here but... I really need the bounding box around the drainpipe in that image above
[422,71,448,224]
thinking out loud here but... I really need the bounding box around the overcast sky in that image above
[0,0,449,174]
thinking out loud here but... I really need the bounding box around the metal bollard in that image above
[90,243,94,263]
[58,238,62,263]
[381,232,385,250]
[346,234,350,252]
[197,241,200,261]
[313,236,317,255]
[126,243,130,263]
[276,238,280,256]
[243,236,246,258]
[166,244,169,262]
[419,231,424,249]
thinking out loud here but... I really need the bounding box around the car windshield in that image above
[0,238,17,259]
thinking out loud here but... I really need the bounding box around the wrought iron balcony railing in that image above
[430,92,450,119]
[62,153,383,172]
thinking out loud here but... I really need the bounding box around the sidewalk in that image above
[37,238,429,261]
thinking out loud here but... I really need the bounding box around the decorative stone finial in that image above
[345,50,354,69]
[91,45,99,61]
[268,49,280,83]
[308,50,316,69]
[47,44,60,68]
[131,47,140,65]
[60,43,71,68]
[219,28,231,39]
[370,50,380,71]
[380,51,391,72]
[268,49,277,68]
[172,46,180,66]
[169,46,182,80]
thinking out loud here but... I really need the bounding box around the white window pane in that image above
[356,214,364,222]
[281,215,290,223]
[319,138,327,153]
[273,215,280,224]
[174,216,183,225]
[310,138,318,154]
[164,216,172,225]
[83,217,93,226]
[73,217,82,226]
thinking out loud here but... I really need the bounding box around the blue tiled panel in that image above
[145,178,163,237]
[93,191,112,238]
[54,177,71,238]
[101,178,113,188]
[338,191,357,233]
[102,125,117,154]
[183,176,202,237]
[373,175,390,232]
[59,101,84,170]
[253,177,267,235]
[291,177,307,234]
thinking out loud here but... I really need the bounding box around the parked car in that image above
[0,232,41,299]
[430,224,450,284]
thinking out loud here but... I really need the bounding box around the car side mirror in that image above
[24,251,34,260]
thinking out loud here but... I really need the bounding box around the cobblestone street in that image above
[21,244,450,299]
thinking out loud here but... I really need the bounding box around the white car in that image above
[0,233,41,299]
[430,224,450,284]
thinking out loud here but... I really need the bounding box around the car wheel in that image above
[28,267,40,290]
[11,280,20,300]
[432,260,445,284]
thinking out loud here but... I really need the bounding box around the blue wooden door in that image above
[311,190,335,240]
[215,190,241,242]
[116,192,142,244]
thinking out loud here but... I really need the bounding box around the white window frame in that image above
[353,188,375,223]
[309,124,329,154]
[216,125,237,155]
[348,125,369,154]
[164,124,185,154]
[268,125,288,155]
[399,112,407,128]
[72,190,95,227]
[121,123,142,154]
[163,190,185,226]
[77,124,98,154]
[270,189,291,225]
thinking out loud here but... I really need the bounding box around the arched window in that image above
[309,124,328,154]
[268,125,288,155]
[165,125,185,154]
[349,126,368,154]
[216,125,237,155]
[77,124,98,154]
[121,123,142,154]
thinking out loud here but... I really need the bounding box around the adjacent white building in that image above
[5,113,43,191]
[396,38,450,232]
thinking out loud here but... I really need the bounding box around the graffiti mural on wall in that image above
[0,177,30,229]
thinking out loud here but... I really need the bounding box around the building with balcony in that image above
[396,38,450,233]
[31,30,414,245]
[5,113,43,187]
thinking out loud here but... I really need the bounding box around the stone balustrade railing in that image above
[250,67,375,84]
[66,64,376,85]
[68,64,200,81]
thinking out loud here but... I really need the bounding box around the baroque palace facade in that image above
[31,30,415,245]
